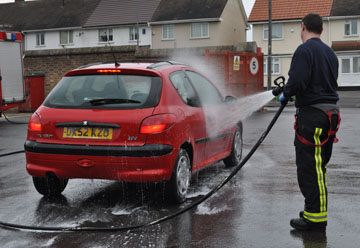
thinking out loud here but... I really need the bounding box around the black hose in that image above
[0,103,29,125]
[0,103,287,232]
[2,113,28,124]
[0,150,25,158]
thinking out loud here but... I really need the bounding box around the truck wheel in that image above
[166,148,191,203]
[224,126,243,167]
[33,175,68,196]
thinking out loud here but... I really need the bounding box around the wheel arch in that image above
[180,141,193,170]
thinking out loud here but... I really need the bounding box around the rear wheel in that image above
[166,148,191,203]
[33,175,68,196]
[224,126,243,167]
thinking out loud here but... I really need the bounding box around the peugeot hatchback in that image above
[25,61,243,203]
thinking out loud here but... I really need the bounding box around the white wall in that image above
[24,25,152,51]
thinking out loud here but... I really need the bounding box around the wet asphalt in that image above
[0,91,359,248]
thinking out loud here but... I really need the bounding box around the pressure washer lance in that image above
[0,79,288,233]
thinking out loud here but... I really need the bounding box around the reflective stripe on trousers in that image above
[303,127,328,223]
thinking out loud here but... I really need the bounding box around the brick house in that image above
[249,0,360,87]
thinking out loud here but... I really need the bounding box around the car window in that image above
[185,71,223,106]
[170,71,200,107]
[44,74,162,109]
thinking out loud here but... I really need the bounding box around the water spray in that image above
[0,77,288,233]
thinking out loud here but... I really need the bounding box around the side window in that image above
[170,71,200,107]
[185,71,223,106]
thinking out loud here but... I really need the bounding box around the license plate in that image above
[63,127,113,139]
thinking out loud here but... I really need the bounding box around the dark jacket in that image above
[283,38,339,108]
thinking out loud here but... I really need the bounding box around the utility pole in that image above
[267,0,272,90]
[136,0,140,47]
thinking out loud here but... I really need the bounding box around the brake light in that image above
[28,113,42,132]
[140,114,176,134]
[97,69,121,73]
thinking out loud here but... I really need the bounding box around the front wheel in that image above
[166,148,191,203]
[33,175,68,196]
[223,126,243,167]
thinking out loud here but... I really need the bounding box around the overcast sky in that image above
[0,0,256,40]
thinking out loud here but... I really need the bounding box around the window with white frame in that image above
[342,57,360,74]
[162,24,174,40]
[190,22,209,39]
[36,32,45,46]
[264,57,280,75]
[263,23,283,40]
[129,26,139,41]
[59,31,73,45]
[344,19,358,36]
[99,28,113,42]
[353,57,360,73]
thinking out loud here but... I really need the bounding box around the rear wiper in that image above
[89,98,141,105]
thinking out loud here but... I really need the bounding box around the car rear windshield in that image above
[43,74,162,109]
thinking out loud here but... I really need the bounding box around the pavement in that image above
[337,90,360,108]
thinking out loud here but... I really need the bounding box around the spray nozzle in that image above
[272,76,286,96]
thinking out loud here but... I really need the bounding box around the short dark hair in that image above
[302,13,323,34]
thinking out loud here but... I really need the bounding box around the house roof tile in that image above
[84,0,161,27]
[0,0,102,31]
[0,0,161,31]
[330,0,360,16]
[150,0,228,22]
[248,0,332,22]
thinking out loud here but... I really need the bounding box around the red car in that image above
[25,61,243,203]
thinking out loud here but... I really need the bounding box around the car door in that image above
[185,70,233,163]
[169,71,208,170]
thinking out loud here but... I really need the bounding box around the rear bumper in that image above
[24,140,173,157]
[25,140,176,182]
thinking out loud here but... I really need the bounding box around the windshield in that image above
[44,74,162,109]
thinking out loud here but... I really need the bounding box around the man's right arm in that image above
[283,46,312,98]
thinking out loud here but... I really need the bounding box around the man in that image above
[280,13,340,231]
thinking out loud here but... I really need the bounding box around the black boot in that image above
[290,218,327,231]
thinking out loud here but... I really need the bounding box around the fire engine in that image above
[0,31,25,116]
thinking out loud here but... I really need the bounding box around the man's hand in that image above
[279,93,293,105]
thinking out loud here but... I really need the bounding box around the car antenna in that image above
[107,41,120,67]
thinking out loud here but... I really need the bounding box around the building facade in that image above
[249,0,360,87]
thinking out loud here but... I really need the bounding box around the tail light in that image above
[27,113,42,138]
[140,114,176,134]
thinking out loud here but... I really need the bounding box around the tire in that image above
[223,126,243,167]
[166,148,191,203]
[33,175,68,196]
